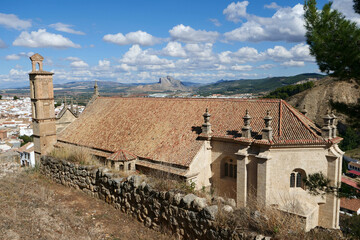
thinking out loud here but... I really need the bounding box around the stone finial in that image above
[321,110,333,139]
[30,53,44,72]
[242,109,252,138]
[202,108,212,136]
[94,80,99,96]
[330,110,337,138]
[300,105,308,116]
[262,110,273,141]
[64,96,67,106]
[75,100,79,116]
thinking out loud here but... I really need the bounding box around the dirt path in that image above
[0,161,173,240]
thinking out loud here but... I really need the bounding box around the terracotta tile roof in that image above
[349,170,360,176]
[342,177,360,190]
[341,198,360,212]
[58,97,328,167]
[107,149,137,161]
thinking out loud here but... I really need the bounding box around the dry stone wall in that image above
[40,156,270,240]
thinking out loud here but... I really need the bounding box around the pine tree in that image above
[354,0,360,14]
[304,0,360,80]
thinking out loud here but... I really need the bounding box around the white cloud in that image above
[49,22,85,35]
[258,64,275,69]
[161,42,187,58]
[121,45,172,66]
[224,3,306,42]
[5,52,34,60]
[169,24,219,43]
[65,56,81,61]
[98,60,110,67]
[332,0,360,25]
[13,29,80,48]
[116,63,137,72]
[70,60,89,68]
[223,1,249,23]
[6,54,20,60]
[231,64,253,71]
[0,13,31,30]
[209,18,221,27]
[281,60,305,67]
[103,30,162,46]
[264,2,281,9]
[266,46,292,59]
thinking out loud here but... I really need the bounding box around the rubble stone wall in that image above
[40,156,270,240]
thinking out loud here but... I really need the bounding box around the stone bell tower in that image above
[29,53,57,163]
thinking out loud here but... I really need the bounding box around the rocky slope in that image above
[130,76,189,92]
[288,77,360,126]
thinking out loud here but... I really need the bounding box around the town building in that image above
[17,142,35,167]
[29,54,344,231]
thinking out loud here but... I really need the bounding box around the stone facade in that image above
[41,156,271,240]
[29,54,56,163]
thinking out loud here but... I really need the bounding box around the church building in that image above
[29,54,343,231]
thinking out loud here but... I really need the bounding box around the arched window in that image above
[222,158,236,179]
[296,172,302,188]
[290,169,306,189]
[290,173,295,187]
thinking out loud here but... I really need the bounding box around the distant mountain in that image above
[197,73,325,96]
[129,76,189,92]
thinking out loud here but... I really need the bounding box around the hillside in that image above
[196,73,324,96]
[288,77,360,126]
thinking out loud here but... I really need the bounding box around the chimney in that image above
[202,108,212,136]
[321,110,333,139]
[94,80,99,97]
[262,110,273,141]
[300,105,308,116]
[330,111,337,138]
[242,109,252,138]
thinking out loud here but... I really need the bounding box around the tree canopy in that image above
[354,0,360,14]
[304,0,360,80]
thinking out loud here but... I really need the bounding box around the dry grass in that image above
[49,146,100,167]
[0,163,173,240]
[144,169,209,198]
[213,192,341,239]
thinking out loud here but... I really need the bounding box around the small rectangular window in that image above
[234,165,237,178]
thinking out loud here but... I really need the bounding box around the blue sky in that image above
[0,0,359,88]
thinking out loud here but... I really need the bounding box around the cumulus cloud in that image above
[281,60,305,67]
[231,64,253,71]
[121,45,173,67]
[103,30,162,46]
[0,13,31,30]
[161,42,187,58]
[264,2,281,9]
[5,54,20,60]
[70,60,89,68]
[13,29,80,48]
[209,18,221,27]
[332,0,360,25]
[169,24,219,43]
[224,3,306,42]
[5,52,34,60]
[223,1,249,23]
[65,56,81,61]
[98,60,110,67]
[49,22,85,35]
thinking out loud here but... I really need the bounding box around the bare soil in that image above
[0,159,173,240]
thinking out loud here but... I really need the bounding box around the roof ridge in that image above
[282,101,321,140]
[97,96,282,103]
